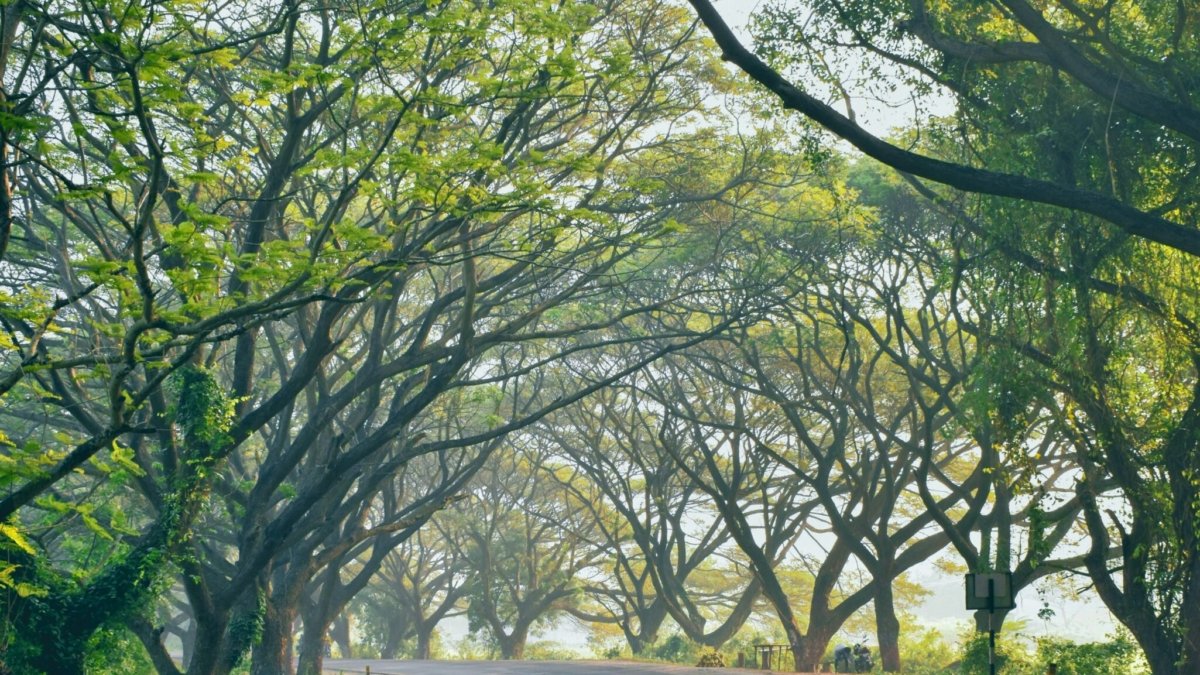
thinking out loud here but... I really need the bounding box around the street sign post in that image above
[965,572,1016,675]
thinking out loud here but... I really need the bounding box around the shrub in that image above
[697,649,726,667]
[897,626,958,674]
[957,629,1034,674]
[649,634,700,663]
[1033,631,1148,674]
[84,625,156,675]
[525,640,582,660]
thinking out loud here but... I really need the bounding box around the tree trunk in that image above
[380,618,407,659]
[331,612,352,658]
[127,616,183,675]
[251,601,297,675]
[874,582,902,672]
[415,624,435,659]
[498,626,529,660]
[796,625,837,674]
[295,624,327,675]
[625,599,667,655]
[185,613,231,675]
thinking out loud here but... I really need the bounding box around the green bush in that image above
[897,627,958,674]
[84,625,156,675]
[1033,631,1147,674]
[524,640,581,660]
[348,641,381,659]
[649,634,700,663]
[697,649,726,667]
[953,629,1148,675]
[958,630,1034,674]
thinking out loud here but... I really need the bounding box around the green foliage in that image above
[696,648,726,667]
[452,632,497,660]
[1033,632,1148,675]
[647,633,701,664]
[896,626,957,674]
[523,640,582,661]
[171,366,235,469]
[84,625,155,675]
[224,592,265,671]
[945,628,1150,674]
[956,630,1034,674]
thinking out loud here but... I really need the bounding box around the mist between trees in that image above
[0,0,1196,674]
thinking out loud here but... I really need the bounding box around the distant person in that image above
[833,644,852,672]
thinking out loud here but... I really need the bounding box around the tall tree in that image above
[450,440,610,659]
[545,378,759,654]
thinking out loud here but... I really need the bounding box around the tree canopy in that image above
[1,0,1198,674]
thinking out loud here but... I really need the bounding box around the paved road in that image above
[321,660,794,674]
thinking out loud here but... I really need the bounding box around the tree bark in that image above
[415,625,435,659]
[874,582,902,672]
[331,613,352,659]
[295,625,327,675]
[380,617,407,659]
[185,611,232,675]
[498,624,529,660]
[251,600,297,675]
[127,616,183,675]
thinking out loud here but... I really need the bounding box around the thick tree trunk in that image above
[415,624,435,659]
[1182,565,1200,674]
[251,601,297,675]
[185,614,231,675]
[295,626,327,675]
[127,616,183,675]
[380,618,407,659]
[874,583,901,672]
[795,625,838,673]
[498,626,529,660]
[331,612,352,658]
[625,599,667,655]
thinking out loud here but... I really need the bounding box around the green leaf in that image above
[0,522,36,555]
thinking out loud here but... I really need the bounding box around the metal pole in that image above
[988,577,996,675]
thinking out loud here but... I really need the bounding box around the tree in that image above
[356,516,470,659]
[737,198,1091,670]
[639,348,851,672]
[448,440,608,659]
[544,376,759,655]
[851,153,1198,674]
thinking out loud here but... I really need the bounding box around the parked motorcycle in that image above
[853,643,873,672]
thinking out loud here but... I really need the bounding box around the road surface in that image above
[320,660,801,674]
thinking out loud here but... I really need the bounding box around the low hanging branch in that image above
[684,0,1200,258]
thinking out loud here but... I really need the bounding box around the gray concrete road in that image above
[321,660,802,674]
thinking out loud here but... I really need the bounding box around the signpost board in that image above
[965,572,1015,675]
[965,572,1016,610]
